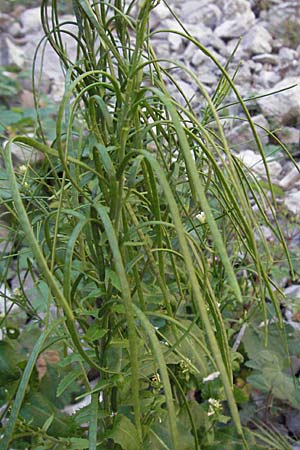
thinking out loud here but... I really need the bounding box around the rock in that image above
[285,284,300,298]
[4,141,44,167]
[22,19,78,102]
[285,410,300,438]
[223,0,253,18]
[227,114,270,152]
[277,127,300,145]
[0,13,14,32]
[0,284,17,316]
[19,7,51,34]
[215,0,255,38]
[10,21,23,38]
[253,70,281,89]
[284,191,300,215]
[0,222,13,254]
[215,15,255,39]
[236,149,282,179]
[242,25,273,55]
[252,53,279,65]
[0,36,25,68]
[150,2,171,29]
[279,46,298,63]
[184,3,222,28]
[279,166,300,190]
[257,77,300,126]
[20,90,35,109]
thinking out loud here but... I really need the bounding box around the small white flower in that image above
[196,211,206,224]
[19,165,28,174]
[208,398,221,408]
[13,288,22,297]
[203,371,220,383]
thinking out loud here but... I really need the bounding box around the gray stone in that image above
[285,410,300,438]
[23,19,78,102]
[187,3,222,29]
[279,166,300,191]
[285,284,300,298]
[227,114,270,152]
[150,2,171,29]
[223,0,254,19]
[0,13,14,32]
[257,77,300,126]
[19,7,50,34]
[235,149,282,179]
[284,191,300,215]
[215,15,255,38]
[252,53,279,65]
[253,70,281,89]
[277,127,300,145]
[0,222,13,254]
[10,21,23,38]
[242,25,273,55]
[0,36,25,68]
[279,46,298,62]
[4,141,44,167]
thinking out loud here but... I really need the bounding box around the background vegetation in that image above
[0,1,299,449]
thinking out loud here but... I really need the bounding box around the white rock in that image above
[284,191,300,215]
[10,21,23,38]
[252,53,279,65]
[242,25,273,55]
[3,141,44,166]
[277,127,300,145]
[0,284,17,315]
[2,37,25,69]
[223,0,253,18]
[284,284,300,298]
[186,3,222,28]
[279,47,298,62]
[257,77,300,126]
[253,70,281,89]
[227,114,269,151]
[215,15,255,38]
[19,7,51,34]
[236,149,282,179]
[279,166,300,191]
[150,2,171,29]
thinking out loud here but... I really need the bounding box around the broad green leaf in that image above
[66,438,89,449]
[84,323,108,342]
[0,340,21,384]
[20,392,77,437]
[108,415,140,450]
[56,368,82,397]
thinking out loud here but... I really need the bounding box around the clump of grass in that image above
[0,1,295,449]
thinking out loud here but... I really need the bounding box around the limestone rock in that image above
[19,7,50,34]
[215,0,255,38]
[252,53,279,65]
[0,36,25,68]
[242,25,273,55]
[277,127,300,145]
[215,15,255,38]
[284,191,300,215]
[4,142,44,167]
[236,149,282,179]
[279,166,300,191]
[150,2,171,29]
[257,77,300,126]
[227,114,269,151]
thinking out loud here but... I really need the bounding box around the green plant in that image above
[0,1,297,449]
